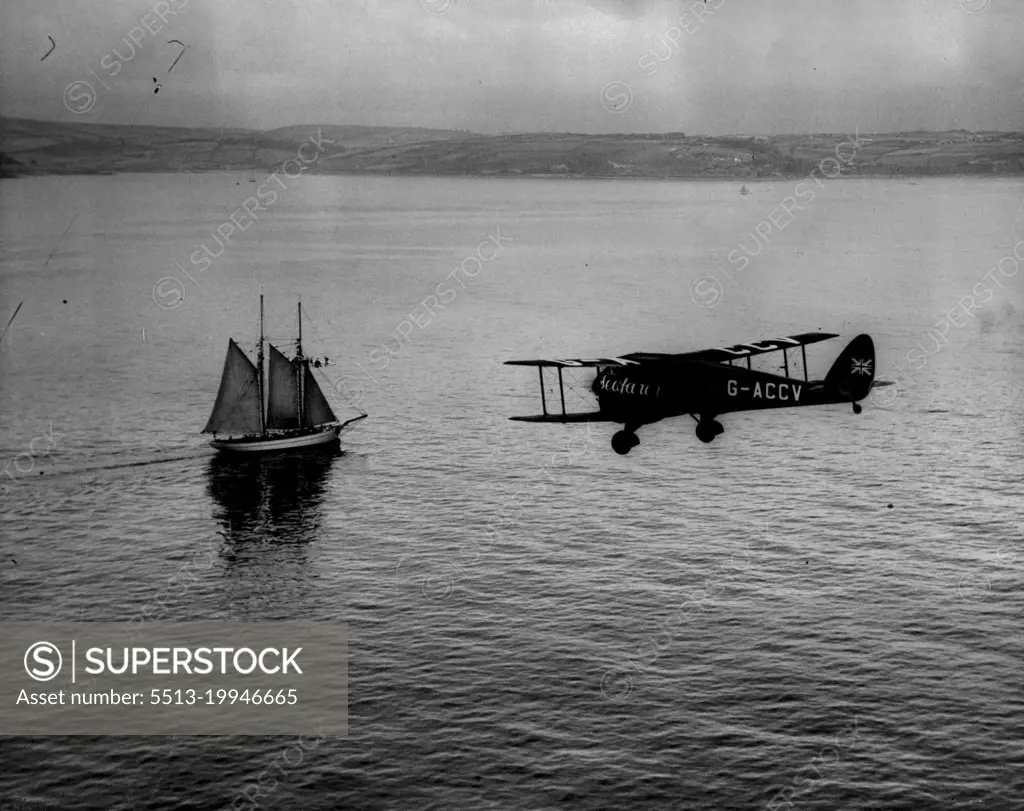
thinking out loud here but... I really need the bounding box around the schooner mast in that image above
[296,301,304,427]
[257,292,266,436]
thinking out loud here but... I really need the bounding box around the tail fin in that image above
[824,334,875,402]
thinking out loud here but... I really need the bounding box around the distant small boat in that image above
[740,184,750,195]
[203,295,366,453]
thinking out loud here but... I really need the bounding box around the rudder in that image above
[824,334,875,402]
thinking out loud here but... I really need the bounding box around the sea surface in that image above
[1,173,1022,810]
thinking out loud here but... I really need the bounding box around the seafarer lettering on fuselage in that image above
[727,379,801,401]
[598,377,661,397]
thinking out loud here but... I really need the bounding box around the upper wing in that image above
[623,332,840,365]
[504,357,642,368]
[504,333,839,369]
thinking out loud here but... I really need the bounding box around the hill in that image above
[1,118,1021,178]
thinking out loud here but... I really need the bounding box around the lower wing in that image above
[509,412,610,423]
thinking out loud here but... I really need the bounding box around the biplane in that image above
[505,332,891,455]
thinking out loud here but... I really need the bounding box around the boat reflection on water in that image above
[205,448,338,545]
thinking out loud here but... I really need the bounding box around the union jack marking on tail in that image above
[851,358,872,376]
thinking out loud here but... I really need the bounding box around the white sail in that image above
[303,370,338,427]
[265,343,301,429]
[203,339,262,434]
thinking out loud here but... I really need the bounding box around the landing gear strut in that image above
[694,415,725,444]
[611,429,641,455]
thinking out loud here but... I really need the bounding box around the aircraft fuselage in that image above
[593,362,839,425]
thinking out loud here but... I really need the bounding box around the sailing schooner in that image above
[203,295,366,453]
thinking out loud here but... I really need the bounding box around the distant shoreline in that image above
[4,168,1022,182]
[3,117,1021,180]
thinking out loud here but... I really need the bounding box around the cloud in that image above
[584,0,661,20]
[0,0,1021,133]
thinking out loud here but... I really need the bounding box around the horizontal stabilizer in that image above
[509,412,610,423]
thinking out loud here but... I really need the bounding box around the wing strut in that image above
[801,344,808,381]
[557,367,567,416]
[783,348,789,378]
[539,367,547,416]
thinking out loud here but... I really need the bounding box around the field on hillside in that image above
[2,118,1021,178]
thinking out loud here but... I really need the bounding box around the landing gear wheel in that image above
[696,419,724,444]
[852,402,863,414]
[612,430,638,455]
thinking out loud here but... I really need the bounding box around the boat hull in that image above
[210,426,341,454]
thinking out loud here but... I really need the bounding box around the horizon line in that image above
[2,115,1023,140]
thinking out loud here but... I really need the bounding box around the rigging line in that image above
[296,306,343,372]
[297,304,330,347]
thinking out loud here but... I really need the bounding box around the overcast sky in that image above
[2,0,1022,134]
